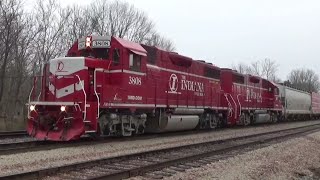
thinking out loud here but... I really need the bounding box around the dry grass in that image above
[0,117,26,131]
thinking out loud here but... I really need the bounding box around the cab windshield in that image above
[80,48,109,59]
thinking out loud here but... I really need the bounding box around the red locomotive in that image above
[26,35,315,141]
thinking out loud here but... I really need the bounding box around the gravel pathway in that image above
[0,137,36,144]
[163,130,320,180]
[0,121,319,176]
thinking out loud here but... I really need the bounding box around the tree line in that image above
[232,59,320,92]
[0,0,175,130]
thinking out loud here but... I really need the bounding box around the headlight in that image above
[60,106,66,112]
[86,37,91,47]
[30,105,35,111]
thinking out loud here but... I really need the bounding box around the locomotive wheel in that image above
[243,113,251,126]
[271,113,278,123]
[209,114,218,129]
[131,124,139,136]
[88,132,102,140]
[98,114,112,136]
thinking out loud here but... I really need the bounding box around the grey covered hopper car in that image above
[277,84,312,120]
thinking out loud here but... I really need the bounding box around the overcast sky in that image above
[53,0,320,80]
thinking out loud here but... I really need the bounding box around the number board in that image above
[92,40,110,48]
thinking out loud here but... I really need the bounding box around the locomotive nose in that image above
[27,105,85,141]
[39,114,56,129]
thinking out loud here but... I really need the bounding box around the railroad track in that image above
[1,123,320,180]
[0,121,316,156]
[1,121,269,156]
[0,128,220,156]
[0,138,117,156]
[0,130,28,138]
[0,140,54,155]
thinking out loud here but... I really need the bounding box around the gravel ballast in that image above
[164,130,320,180]
[0,121,320,176]
[0,137,36,144]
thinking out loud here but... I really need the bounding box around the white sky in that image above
[43,0,320,80]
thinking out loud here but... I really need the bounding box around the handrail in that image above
[29,76,42,102]
[237,94,242,117]
[27,86,34,118]
[75,75,87,121]
[94,69,101,118]
[37,91,42,101]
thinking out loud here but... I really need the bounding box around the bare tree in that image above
[0,0,23,102]
[261,58,278,80]
[33,0,71,66]
[108,1,137,38]
[87,0,151,39]
[231,62,250,74]
[87,0,110,36]
[79,0,175,51]
[287,68,320,92]
[143,32,175,51]
[7,14,38,101]
[62,5,91,48]
[249,61,262,77]
[0,0,176,130]
[0,0,38,130]
[232,58,279,81]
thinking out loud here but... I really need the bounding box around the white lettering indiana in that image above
[181,79,204,93]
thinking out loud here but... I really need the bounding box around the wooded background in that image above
[0,0,175,130]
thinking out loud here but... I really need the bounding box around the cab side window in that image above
[113,49,120,65]
[129,53,141,72]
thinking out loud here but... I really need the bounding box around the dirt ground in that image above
[164,130,320,180]
[0,117,26,131]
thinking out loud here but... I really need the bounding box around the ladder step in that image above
[85,130,96,133]
[125,127,135,131]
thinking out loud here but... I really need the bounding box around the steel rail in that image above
[0,130,28,138]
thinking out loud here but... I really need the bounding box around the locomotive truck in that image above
[27,35,319,141]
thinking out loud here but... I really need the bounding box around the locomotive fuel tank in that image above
[159,115,199,132]
[254,111,271,124]
[145,109,200,133]
[254,114,271,123]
